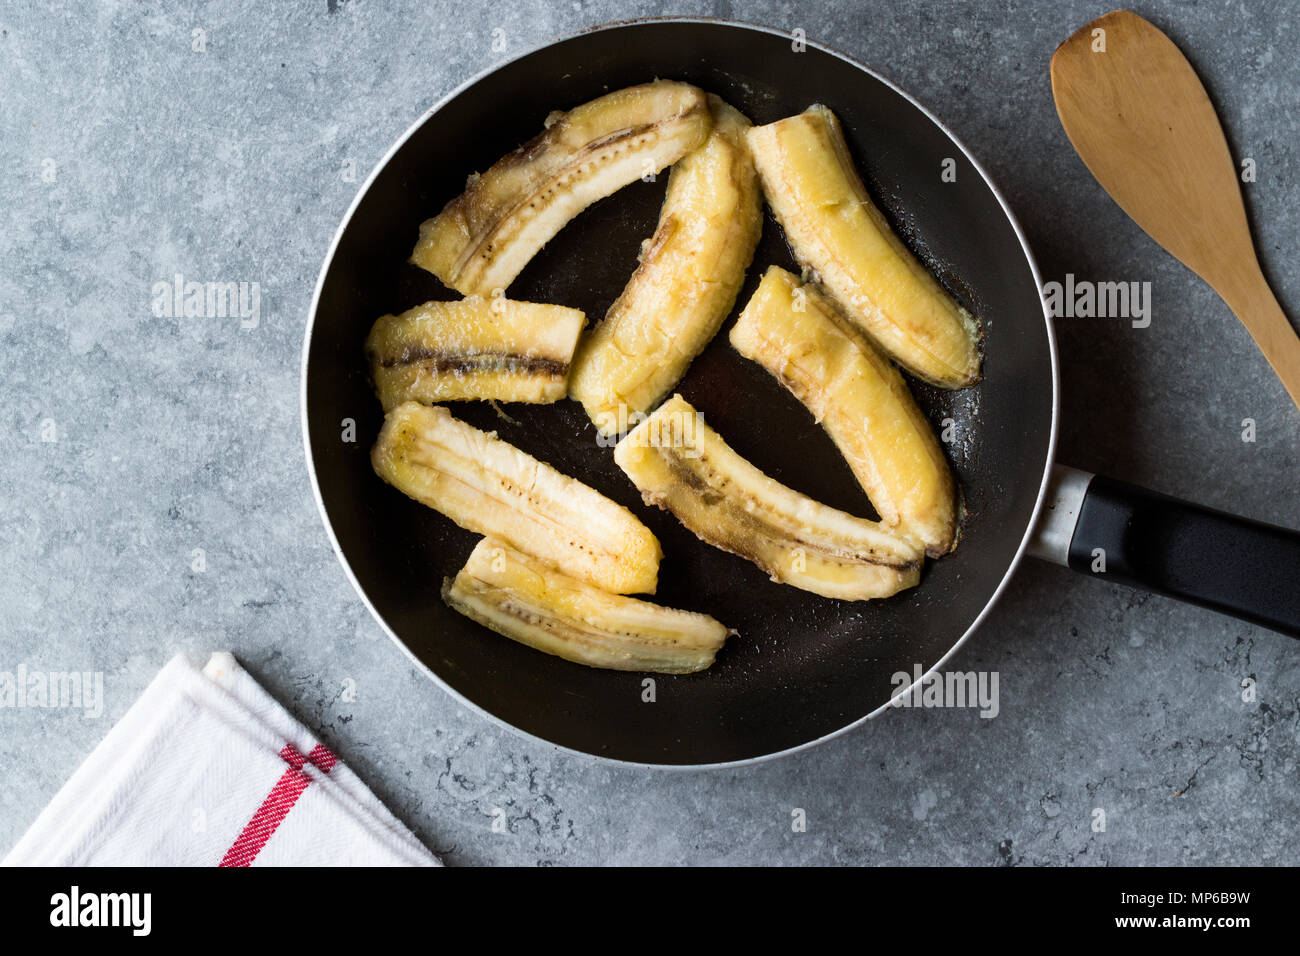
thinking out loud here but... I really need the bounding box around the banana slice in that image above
[568,95,762,434]
[731,267,958,556]
[747,105,981,388]
[366,296,586,410]
[412,80,712,297]
[373,402,661,594]
[444,537,731,674]
[613,395,922,601]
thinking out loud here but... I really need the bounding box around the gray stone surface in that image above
[1,0,1298,866]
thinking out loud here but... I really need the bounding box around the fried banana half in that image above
[613,395,922,601]
[365,296,586,410]
[568,95,762,434]
[444,537,731,674]
[412,80,712,296]
[747,105,981,388]
[731,267,958,556]
[373,402,661,594]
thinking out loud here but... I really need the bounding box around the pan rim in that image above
[299,15,1061,770]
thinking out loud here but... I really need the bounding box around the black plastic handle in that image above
[1066,475,1300,638]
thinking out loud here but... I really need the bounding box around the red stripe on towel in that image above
[218,743,336,867]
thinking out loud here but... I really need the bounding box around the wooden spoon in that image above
[1050,9,1300,412]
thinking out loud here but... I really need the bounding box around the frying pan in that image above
[301,18,1300,766]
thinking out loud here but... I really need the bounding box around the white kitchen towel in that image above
[3,652,439,867]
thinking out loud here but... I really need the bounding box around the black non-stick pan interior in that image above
[304,20,1055,765]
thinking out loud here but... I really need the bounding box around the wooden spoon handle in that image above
[1221,268,1300,410]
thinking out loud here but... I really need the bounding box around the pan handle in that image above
[1027,464,1300,638]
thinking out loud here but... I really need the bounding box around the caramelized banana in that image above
[569,96,762,433]
[373,402,661,594]
[412,80,712,296]
[613,395,922,601]
[444,538,731,674]
[366,296,586,409]
[731,267,958,555]
[747,105,981,387]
